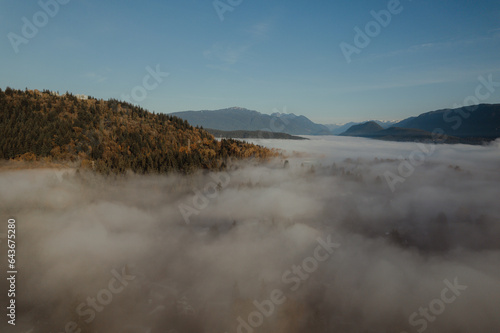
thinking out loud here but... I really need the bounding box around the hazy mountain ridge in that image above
[340,104,500,143]
[339,121,384,136]
[326,120,399,134]
[338,121,440,141]
[170,107,331,135]
[171,104,500,141]
[392,104,500,138]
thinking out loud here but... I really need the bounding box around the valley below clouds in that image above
[1,136,500,333]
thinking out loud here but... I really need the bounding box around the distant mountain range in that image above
[171,104,500,143]
[391,104,500,139]
[170,107,331,135]
[339,104,500,143]
[339,121,462,142]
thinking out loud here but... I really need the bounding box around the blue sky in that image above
[1,0,500,124]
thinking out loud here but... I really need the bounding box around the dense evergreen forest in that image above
[0,88,278,174]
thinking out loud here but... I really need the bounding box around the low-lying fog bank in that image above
[1,136,499,333]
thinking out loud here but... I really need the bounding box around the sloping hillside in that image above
[327,120,398,134]
[393,104,500,138]
[339,121,384,136]
[340,121,465,143]
[0,88,277,174]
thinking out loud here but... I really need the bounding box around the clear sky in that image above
[1,0,500,124]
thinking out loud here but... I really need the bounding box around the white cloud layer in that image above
[1,136,499,332]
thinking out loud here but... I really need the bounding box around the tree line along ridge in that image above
[0,88,278,174]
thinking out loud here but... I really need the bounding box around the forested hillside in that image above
[393,104,500,139]
[0,88,277,174]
